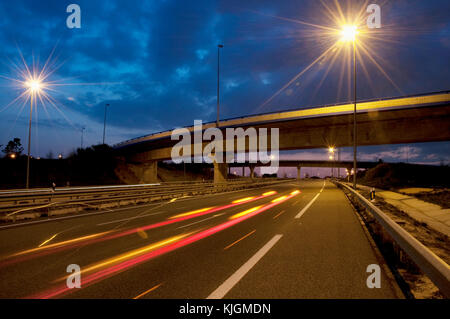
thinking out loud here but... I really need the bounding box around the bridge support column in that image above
[297,166,301,180]
[142,161,158,183]
[249,164,256,180]
[214,162,228,183]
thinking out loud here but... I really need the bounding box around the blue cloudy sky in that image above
[0,0,449,176]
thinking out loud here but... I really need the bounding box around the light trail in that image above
[28,190,300,299]
[0,190,279,266]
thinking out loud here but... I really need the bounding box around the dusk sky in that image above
[0,0,449,176]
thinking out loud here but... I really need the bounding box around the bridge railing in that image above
[335,181,450,298]
[0,178,291,222]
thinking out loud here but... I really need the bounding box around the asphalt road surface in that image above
[0,179,403,299]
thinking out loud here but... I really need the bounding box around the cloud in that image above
[0,0,449,158]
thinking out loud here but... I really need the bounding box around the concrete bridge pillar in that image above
[214,162,228,183]
[249,164,256,180]
[297,166,301,180]
[142,161,158,183]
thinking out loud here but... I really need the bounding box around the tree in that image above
[2,138,24,156]
[46,150,54,159]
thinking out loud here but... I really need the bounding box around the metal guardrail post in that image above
[336,181,450,297]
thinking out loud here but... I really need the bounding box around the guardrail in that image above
[0,178,291,221]
[335,181,450,298]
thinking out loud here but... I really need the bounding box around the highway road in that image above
[0,179,403,299]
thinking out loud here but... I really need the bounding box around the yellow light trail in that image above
[64,233,192,279]
[271,196,288,203]
[232,197,255,204]
[262,191,277,196]
[8,231,112,258]
[169,207,214,219]
[229,206,263,220]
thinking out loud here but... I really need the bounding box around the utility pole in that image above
[217,44,223,127]
[352,40,357,189]
[26,93,34,189]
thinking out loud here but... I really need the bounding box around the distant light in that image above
[9,153,16,159]
[340,25,358,42]
[329,155,334,160]
[58,154,63,159]
[328,147,335,153]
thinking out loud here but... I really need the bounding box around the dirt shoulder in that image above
[358,188,449,299]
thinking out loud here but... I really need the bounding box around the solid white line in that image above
[295,192,320,219]
[320,180,326,193]
[176,213,224,229]
[96,211,166,226]
[207,234,283,299]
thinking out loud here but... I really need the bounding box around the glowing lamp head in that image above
[340,25,358,42]
[25,79,43,93]
[328,147,335,153]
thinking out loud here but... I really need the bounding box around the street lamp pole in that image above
[352,40,357,189]
[217,44,223,127]
[103,104,109,145]
[26,93,33,189]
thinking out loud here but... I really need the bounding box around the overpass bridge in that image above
[228,160,379,179]
[114,91,450,183]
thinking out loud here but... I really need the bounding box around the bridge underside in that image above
[123,104,450,163]
[115,99,450,183]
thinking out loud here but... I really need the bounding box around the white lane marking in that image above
[207,234,283,299]
[176,213,225,229]
[295,192,320,219]
[320,180,326,192]
[96,211,167,226]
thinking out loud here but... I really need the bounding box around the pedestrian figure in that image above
[370,187,376,201]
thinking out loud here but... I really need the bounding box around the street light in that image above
[340,24,359,189]
[24,78,43,189]
[217,44,224,127]
[328,146,335,178]
[103,104,110,145]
